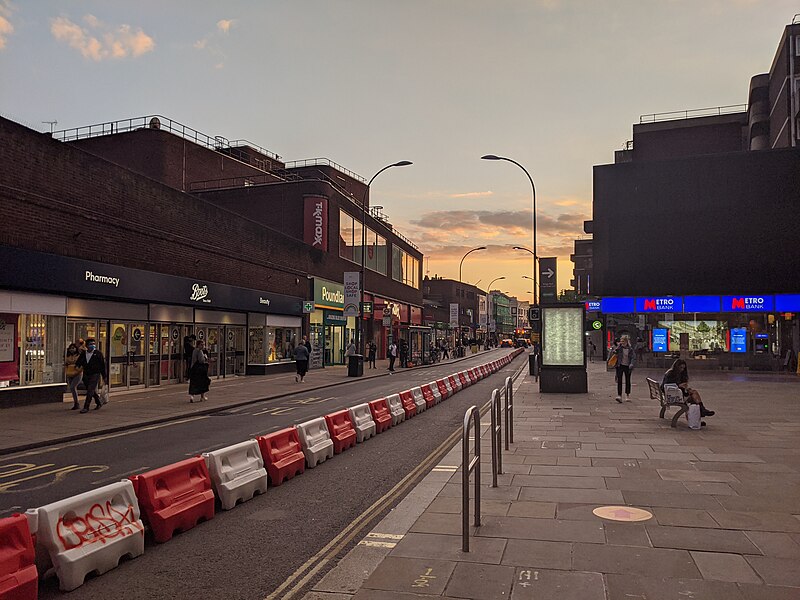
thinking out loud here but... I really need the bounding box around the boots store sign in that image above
[0,245,302,316]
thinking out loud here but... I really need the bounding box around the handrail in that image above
[52,114,282,162]
[490,388,503,487]
[283,157,367,183]
[639,104,747,124]
[462,405,481,552]
[504,376,514,449]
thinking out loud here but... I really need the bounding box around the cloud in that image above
[194,38,207,50]
[410,209,588,237]
[0,1,14,50]
[50,15,154,61]
[217,19,235,33]
[449,191,494,199]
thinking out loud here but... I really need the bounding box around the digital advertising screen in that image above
[651,328,668,352]
[730,328,747,353]
[542,307,584,366]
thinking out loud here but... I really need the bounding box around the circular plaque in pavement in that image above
[592,506,653,522]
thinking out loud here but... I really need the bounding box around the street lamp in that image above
[358,160,413,355]
[482,155,538,305]
[486,276,505,290]
[459,246,487,282]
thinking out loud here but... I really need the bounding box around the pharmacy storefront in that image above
[0,245,303,406]
[309,278,356,368]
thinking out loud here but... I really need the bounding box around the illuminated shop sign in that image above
[600,297,635,313]
[730,328,747,353]
[721,295,774,312]
[635,297,682,313]
[652,328,668,352]
[775,294,800,312]
[683,296,721,313]
[585,300,601,312]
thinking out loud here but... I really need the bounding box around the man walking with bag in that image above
[388,340,397,373]
[75,337,107,413]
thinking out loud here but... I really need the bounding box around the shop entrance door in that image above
[109,322,147,389]
[223,326,245,376]
[196,326,221,378]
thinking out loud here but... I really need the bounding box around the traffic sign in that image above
[361,301,373,314]
[302,301,315,313]
[528,307,540,321]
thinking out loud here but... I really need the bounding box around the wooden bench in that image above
[646,377,689,428]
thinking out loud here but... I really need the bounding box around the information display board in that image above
[730,328,747,353]
[542,307,584,366]
[652,328,668,353]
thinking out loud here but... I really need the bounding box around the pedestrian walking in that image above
[188,340,210,403]
[294,341,309,382]
[368,341,377,369]
[75,337,107,413]
[64,342,83,410]
[303,335,312,354]
[183,334,196,379]
[388,341,397,372]
[399,339,408,367]
[612,335,636,403]
[588,341,596,363]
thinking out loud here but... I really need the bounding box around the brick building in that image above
[0,115,423,405]
[422,277,488,349]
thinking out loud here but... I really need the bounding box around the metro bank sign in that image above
[722,295,774,312]
[635,297,681,313]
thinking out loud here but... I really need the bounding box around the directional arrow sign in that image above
[539,257,558,302]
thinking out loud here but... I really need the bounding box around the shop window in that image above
[248,326,300,363]
[0,313,66,387]
[339,210,355,262]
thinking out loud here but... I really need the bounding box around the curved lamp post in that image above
[482,155,538,305]
[486,276,505,291]
[358,160,413,354]
[459,246,487,282]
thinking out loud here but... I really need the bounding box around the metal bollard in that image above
[504,376,514,448]
[490,388,503,487]
[462,405,481,552]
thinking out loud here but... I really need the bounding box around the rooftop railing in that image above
[52,115,282,162]
[283,158,367,183]
[639,104,747,124]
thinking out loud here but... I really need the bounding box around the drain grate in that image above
[552,407,573,410]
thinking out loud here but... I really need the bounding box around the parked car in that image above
[514,338,530,348]
[500,339,514,348]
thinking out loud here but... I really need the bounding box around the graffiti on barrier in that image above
[56,500,143,550]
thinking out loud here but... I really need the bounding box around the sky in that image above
[0,0,794,299]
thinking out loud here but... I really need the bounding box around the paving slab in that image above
[573,542,701,578]
[737,583,800,600]
[621,491,722,510]
[512,474,608,489]
[744,530,800,558]
[500,539,573,570]
[361,556,457,596]
[710,510,800,533]
[646,525,760,554]
[476,515,605,544]
[744,555,800,586]
[604,574,744,600]
[690,551,762,583]
[510,568,605,600]
[519,486,624,504]
[652,507,721,528]
[657,469,739,483]
[444,562,515,600]
[527,465,620,477]
[391,533,507,565]
[603,522,651,547]
[505,501,557,519]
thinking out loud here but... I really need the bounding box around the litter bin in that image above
[529,353,540,377]
[348,354,364,377]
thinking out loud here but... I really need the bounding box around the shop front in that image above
[0,245,303,406]
[310,278,355,367]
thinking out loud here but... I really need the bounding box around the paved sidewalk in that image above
[0,353,488,455]
[308,362,800,600]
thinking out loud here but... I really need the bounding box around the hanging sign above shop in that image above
[722,295,774,312]
[343,272,360,317]
[635,297,682,313]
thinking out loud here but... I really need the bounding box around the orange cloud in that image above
[449,190,494,199]
[50,15,154,61]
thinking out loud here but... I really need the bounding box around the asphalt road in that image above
[2,351,523,600]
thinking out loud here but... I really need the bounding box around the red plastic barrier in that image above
[256,427,305,485]
[467,369,478,384]
[324,410,357,454]
[0,513,37,600]
[368,399,393,433]
[458,372,469,388]
[131,457,215,543]
[447,375,459,392]
[436,379,450,399]
[420,384,436,408]
[398,390,417,418]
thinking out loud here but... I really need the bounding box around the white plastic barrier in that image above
[459,371,471,388]
[443,378,455,398]
[386,393,406,425]
[348,403,377,443]
[203,440,268,511]
[297,417,334,468]
[450,374,463,393]
[411,387,427,414]
[33,480,144,591]
[428,381,442,404]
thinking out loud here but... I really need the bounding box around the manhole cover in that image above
[592,506,653,522]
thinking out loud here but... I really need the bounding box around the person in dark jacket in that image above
[612,335,636,403]
[75,337,107,413]
[188,340,210,402]
[662,359,715,418]
[367,341,377,369]
[183,335,196,379]
[294,342,310,382]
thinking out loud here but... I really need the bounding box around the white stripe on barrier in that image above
[203,440,268,511]
[411,387,427,414]
[386,394,406,425]
[428,381,442,404]
[33,480,144,591]
[296,417,334,468]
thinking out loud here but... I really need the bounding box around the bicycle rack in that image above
[490,389,503,487]
[462,405,481,552]
[504,376,514,448]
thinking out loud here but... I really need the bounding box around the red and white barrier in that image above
[0,513,37,599]
[411,387,427,414]
[368,399,393,433]
[296,417,334,467]
[385,394,406,425]
[203,440,268,511]
[256,428,305,486]
[348,403,377,443]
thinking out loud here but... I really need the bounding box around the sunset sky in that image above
[0,1,792,298]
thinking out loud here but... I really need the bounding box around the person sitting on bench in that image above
[662,359,715,419]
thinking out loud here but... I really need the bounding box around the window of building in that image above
[340,210,388,276]
[248,325,299,363]
[339,210,355,262]
[0,313,66,387]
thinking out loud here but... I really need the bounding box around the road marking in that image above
[0,505,22,516]
[358,540,397,548]
[265,398,494,600]
[91,466,151,485]
[365,532,404,540]
[0,463,109,493]
[431,466,458,472]
[0,416,209,462]
[252,406,296,416]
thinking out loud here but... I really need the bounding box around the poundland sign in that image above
[635,297,682,313]
[722,295,774,312]
[314,278,345,309]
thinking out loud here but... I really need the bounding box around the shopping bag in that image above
[99,377,109,405]
[607,353,618,368]
[687,404,701,430]
[663,384,684,405]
